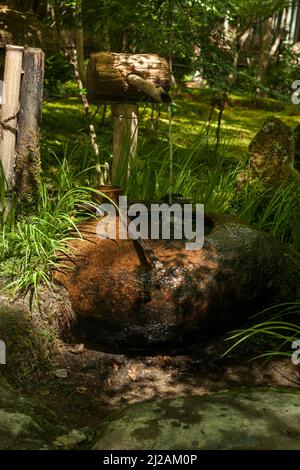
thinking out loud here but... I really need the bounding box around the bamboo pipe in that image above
[126,73,171,104]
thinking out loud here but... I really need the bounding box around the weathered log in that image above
[0,45,24,189]
[87,52,171,103]
[15,48,44,207]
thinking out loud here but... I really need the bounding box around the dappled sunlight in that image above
[1,0,300,453]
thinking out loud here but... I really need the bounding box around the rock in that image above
[93,389,300,450]
[0,282,74,377]
[57,214,299,348]
[238,117,299,187]
[0,409,42,437]
[69,343,85,354]
[53,369,68,379]
[0,375,61,449]
[0,375,94,450]
[53,429,87,448]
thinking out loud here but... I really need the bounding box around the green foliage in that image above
[268,44,300,96]
[223,302,300,361]
[233,181,300,248]
[0,157,97,299]
[44,52,74,98]
[115,128,300,249]
[11,0,299,98]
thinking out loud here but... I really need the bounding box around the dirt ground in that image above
[20,338,300,429]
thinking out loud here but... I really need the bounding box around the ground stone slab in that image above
[93,389,300,450]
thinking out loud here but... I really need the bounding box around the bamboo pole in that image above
[126,73,171,103]
[0,45,24,190]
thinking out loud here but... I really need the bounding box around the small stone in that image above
[127,366,137,381]
[238,117,299,188]
[54,369,68,379]
[69,343,85,354]
[53,429,87,448]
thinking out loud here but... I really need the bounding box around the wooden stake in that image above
[112,103,139,186]
[15,48,44,206]
[0,45,24,190]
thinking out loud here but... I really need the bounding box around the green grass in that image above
[42,83,300,174]
[0,157,98,299]
[223,302,300,362]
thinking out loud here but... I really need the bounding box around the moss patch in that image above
[42,87,300,174]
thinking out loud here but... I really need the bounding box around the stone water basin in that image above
[57,213,298,348]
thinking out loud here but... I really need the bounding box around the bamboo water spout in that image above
[126,73,171,104]
[86,52,172,185]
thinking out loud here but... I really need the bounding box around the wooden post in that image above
[112,103,139,186]
[0,45,24,190]
[15,48,44,207]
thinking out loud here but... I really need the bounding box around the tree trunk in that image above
[229,26,252,85]
[270,8,288,57]
[256,16,273,91]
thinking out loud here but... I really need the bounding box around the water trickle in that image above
[168,105,173,205]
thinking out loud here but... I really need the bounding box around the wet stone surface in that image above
[57,213,299,347]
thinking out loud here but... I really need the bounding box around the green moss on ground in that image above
[42,84,300,172]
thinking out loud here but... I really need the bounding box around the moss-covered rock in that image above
[239,117,300,187]
[0,375,61,449]
[0,283,74,378]
[93,389,300,450]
